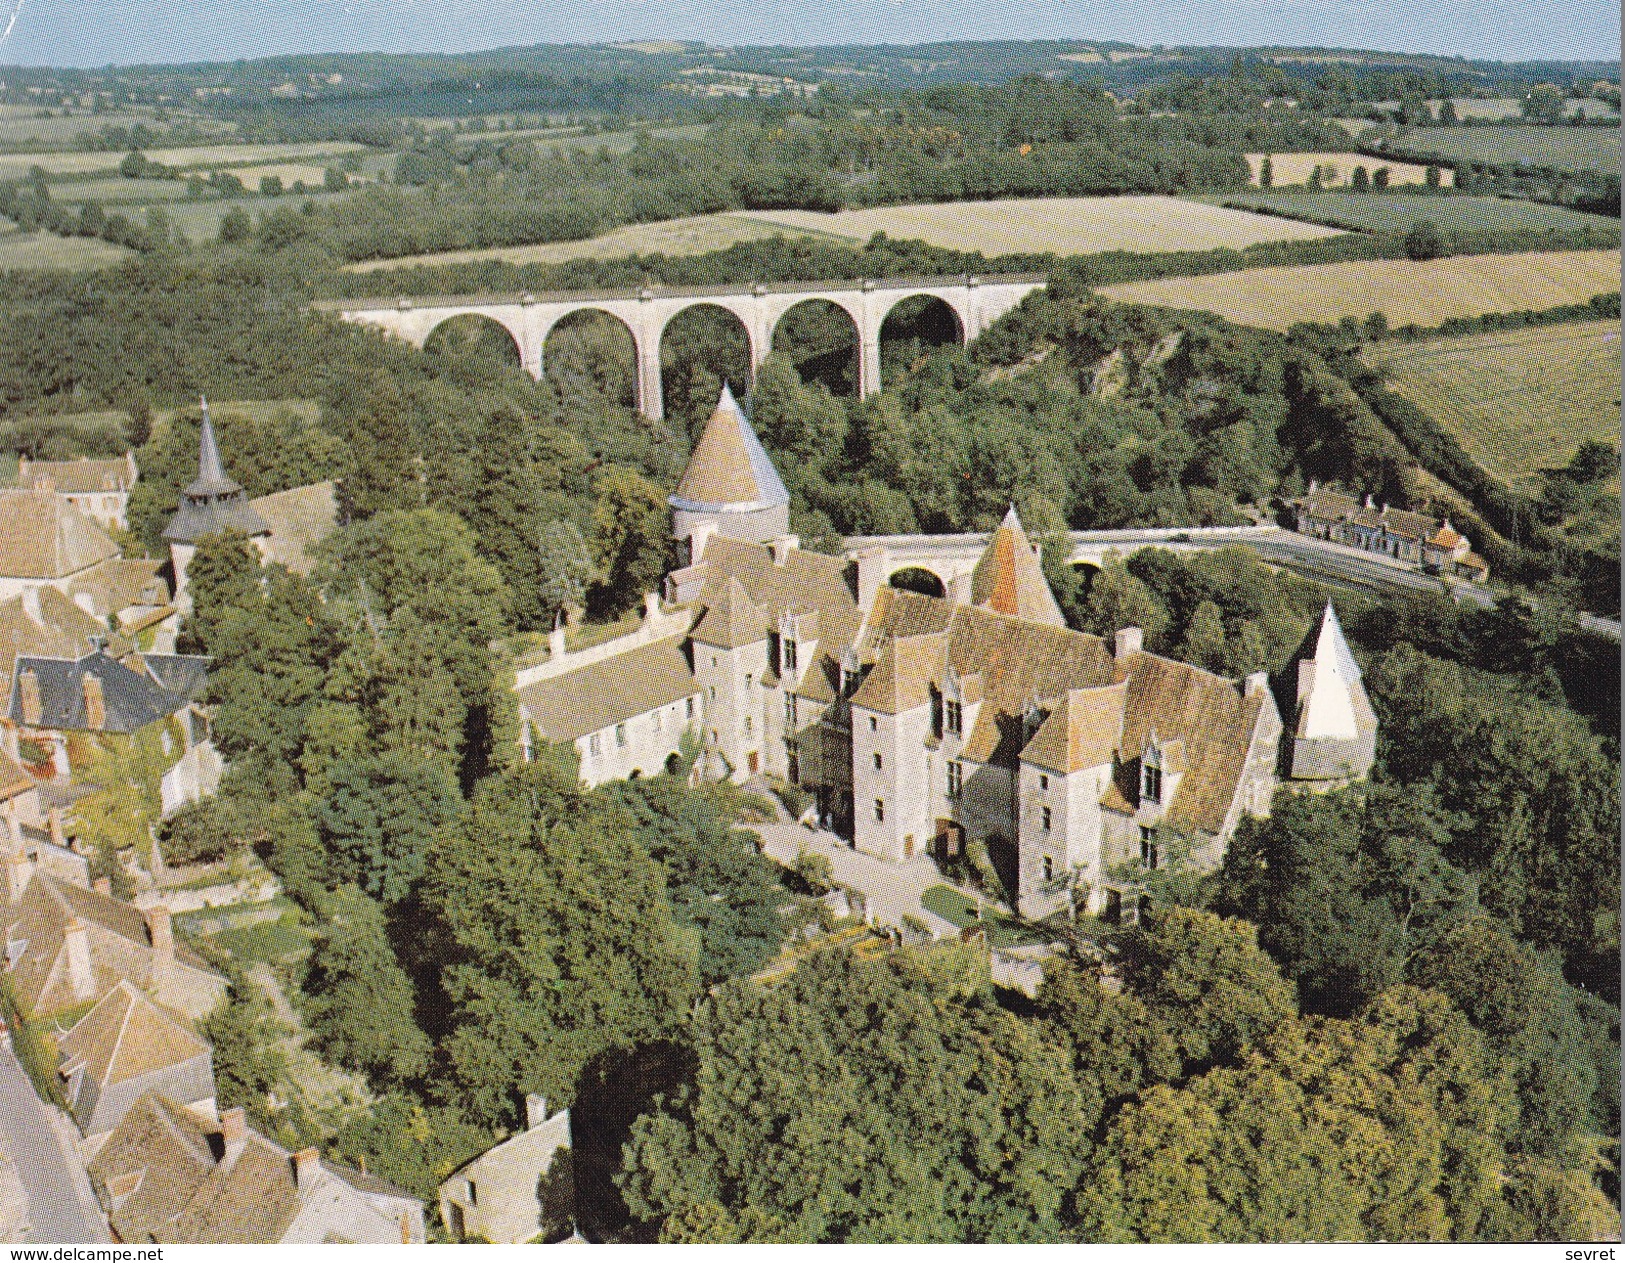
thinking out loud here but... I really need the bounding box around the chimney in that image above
[400,1211,413,1245]
[7,853,30,903]
[1363,494,1376,510]
[769,535,800,566]
[47,808,64,848]
[643,591,661,622]
[1306,477,1318,494]
[1114,627,1143,659]
[1244,671,1269,698]
[83,675,106,731]
[145,905,173,995]
[294,1147,321,1195]
[548,627,567,660]
[526,1093,548,1130]
[16,454,26,482]
[18,670,41,726]
[93,876,111,897]
[64,917,95,1001]
[220,1106,247,1148]
[19,587,40,624]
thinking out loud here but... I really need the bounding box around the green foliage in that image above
[620,949,1095,1242]
[423,761,695,1128]
[181,528,262,653]
[587,465,670,617]
[311,752,461,905]
[328,1093,495,1206]
[1404,218,1446,261]
[301,885,431,1086]
[200,977,293,1135]
[157,794,242,866]
[536,518,595,625]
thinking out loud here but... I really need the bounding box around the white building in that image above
[439,1093,573,1243]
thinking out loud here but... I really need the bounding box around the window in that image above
[873,752,883,770]
[874,798,885,823]
[944,699,962,735]
[785,694,797,728]
[1042,855,1054,882]
[615,723,627,748]
[709,685,717,701]
[1040,806,1052,833]
[946,760,963,798]
[868,716,878,733]
[467,1179,478,1206]
[1142,763,1163,804]
[744,714,753,734]
[685,697,695,719]
[746,673,753,692]
[1039,773,1049,791]
[588,733,601,758]
[711,655,718,667]
[782,638,798,673]
[1140,826,1158,871]
[786,741,800,784]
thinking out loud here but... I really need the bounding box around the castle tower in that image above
[161,398,270,611]
[968,506,1066,626]
[1290,602,1376,781]
[668,384,790,564]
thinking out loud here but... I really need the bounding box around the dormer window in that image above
[1142,762,1162,804]
[782,637,798,674]
[944,699,962,736]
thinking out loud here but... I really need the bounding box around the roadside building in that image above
[438,1093,573,1243]
[89,1096,425,1244]
[1293,483,1489,581]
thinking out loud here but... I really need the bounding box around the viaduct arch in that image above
[318,273,1046,421]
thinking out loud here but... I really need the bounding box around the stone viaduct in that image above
[317,273,1046,421]
[846,525,1277,608]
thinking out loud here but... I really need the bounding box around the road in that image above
[0,1044,107,1244]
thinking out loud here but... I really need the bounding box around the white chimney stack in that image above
[1115,627,1144,659]
[526,1093,548,1130]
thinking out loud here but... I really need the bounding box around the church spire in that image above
[185,396,245,499]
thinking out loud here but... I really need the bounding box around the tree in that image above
[1404,220,1446,261]
[329,372,421,519]
[424,762,695,1128]
[218,207,252,243]
[158,795,240,865]
[1425,164,1442,187]
[182,528,263,653]
[1438,99,1458,126]
[1076,556,1170,645]
[1180,599,1228,673]
[311,752,461,906]
[588,465,669,617]
[537,518,595,627]
[1351,165,1370,191]
[1371,165,1390,189]
[1258,155,1273,188]
[302,885,431,1087]
[1521,83,1567,125]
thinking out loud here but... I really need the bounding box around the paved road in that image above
[0,1044,106,1244]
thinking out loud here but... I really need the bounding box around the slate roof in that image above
[517,633,698,744]
[670,385,790,513]
[969,507,1066,626]
[8,650,190,734]
[59,980,210,1094]
[249,482,338,576]
[0,489,120,579]
[16,456,136,496]
[139,654,211,703]
[161,402,269,545]
[0,589,131,701]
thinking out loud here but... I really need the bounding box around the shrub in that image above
[1404,219,1446,260]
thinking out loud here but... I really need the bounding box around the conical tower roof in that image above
[670,384,790,514]
[184,397,244,499]
[1300,602,1361,740]
[970,506,1065,626]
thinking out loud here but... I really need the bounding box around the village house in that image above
[516,388,1378,922]
[1293,482,1489,582]
[56,979,216,1153]
[14,453,140,533]
[89,1096,425,1244]
[438,1093,573,1243]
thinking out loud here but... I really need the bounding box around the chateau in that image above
[518,389,1376,920]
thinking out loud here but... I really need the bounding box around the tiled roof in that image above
[670,385,790,513]
[690,577,767,649]
[518,633,697,744]
[1427,522,1464,548]
[8,650,189,734]
[0,748,31,799]
[0,589,131,701]
[969,507,1065,626]
[849,632,946,715]
[59,980,209,1091]
[16,457,135,495]
[0,489,120,579]
[1299,488,1447,543]
[249,482,338,576]
[67,559,169,620]
[1022,683,1128,774]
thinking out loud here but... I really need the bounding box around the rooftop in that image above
[669,385,791,514]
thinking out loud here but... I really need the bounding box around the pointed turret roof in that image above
[1299,602,1362,740]
[969,506,1065,626]
[670,384,790,514]
[162,398,269,544]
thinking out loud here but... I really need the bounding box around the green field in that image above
[1098,248,1622,332]
[50,177,194,203]
[1384,126,1622,174]
[1206,192,1621,242]
[0,231,133,270]
[1365,321,1623,489]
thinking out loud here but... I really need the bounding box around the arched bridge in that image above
[316,273,1046,420]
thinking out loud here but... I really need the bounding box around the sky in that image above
[2,0,1617,68]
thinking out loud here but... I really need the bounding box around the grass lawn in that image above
[921,884,1052,948]
[1097,248,1622,332]
[739,195,1344,256]
[1365,320,1622,490]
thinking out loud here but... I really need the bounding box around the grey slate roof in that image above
[8,650,191,733]
[161,401,269,545]
[140,654,211,702]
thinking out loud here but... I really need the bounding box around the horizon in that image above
[0,1,1618,71]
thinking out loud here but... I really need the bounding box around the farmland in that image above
[1432,97,1618,122]
[1365,321,1622,489]
[1206,192,1621,243]
[1244,152,1449,187]
[1095,248,1622,332]
[1382,126,1622,174]
[737,195,1344,256]
[346,211,824,273]
[0,231,133,270]
[0,140,367,180]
